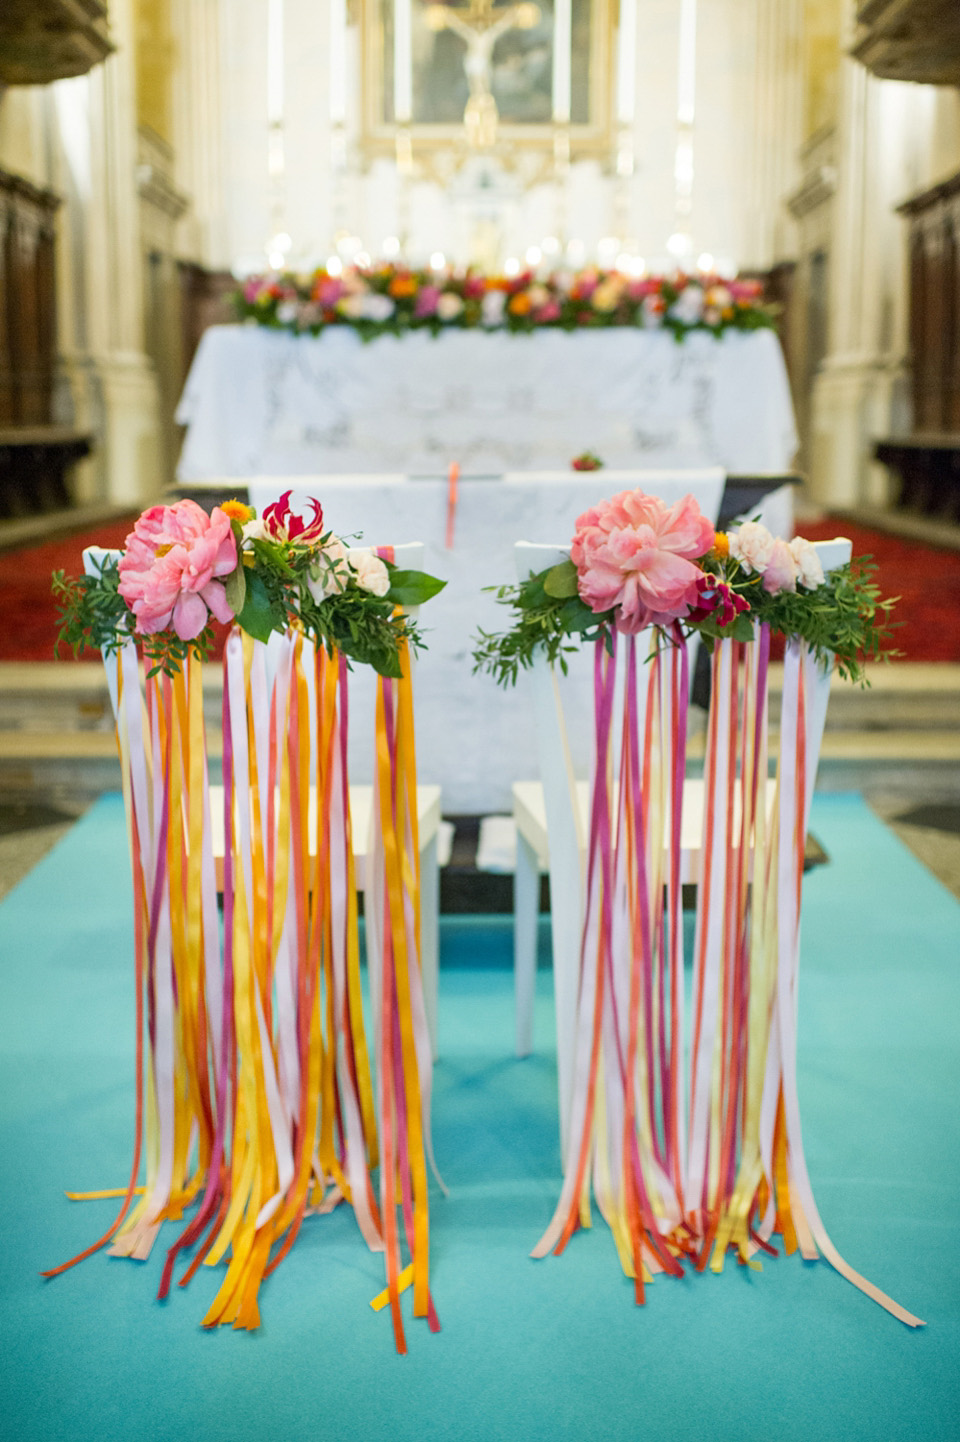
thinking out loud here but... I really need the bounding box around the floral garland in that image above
[472,490,898,687]
[53,492,445,678]
[233,262,777,344]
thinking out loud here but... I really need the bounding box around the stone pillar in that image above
[171,0,226,267]
[745,0,803,270]
[52,0,162,506]
[808,32,919,509]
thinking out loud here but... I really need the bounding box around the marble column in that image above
[808,48,915,508]
[50,0,162,506]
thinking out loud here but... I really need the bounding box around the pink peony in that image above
[118,500,237,641]
[761,537,798,595]
[571,489,715,633]
[415,285,441,318]
[535,300,562,322]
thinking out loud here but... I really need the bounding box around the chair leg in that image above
[419,831,439,1061]
[514,829,540,1058]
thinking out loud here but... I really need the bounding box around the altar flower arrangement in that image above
[53,493,445,679]
[472,492,897,687]
[232,261,777,343]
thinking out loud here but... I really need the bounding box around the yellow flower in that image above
[591,278,623,313]
[712,531,730,560]
[221,499,254,523]
[508,292,533,316]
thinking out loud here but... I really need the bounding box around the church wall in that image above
[216,0,782,276]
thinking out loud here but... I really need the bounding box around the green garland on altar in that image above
[233,262,778,344]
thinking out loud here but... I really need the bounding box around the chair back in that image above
[516,535,852,1147]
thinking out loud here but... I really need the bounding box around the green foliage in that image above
[52,537,446,681]
[472,554,899,689]
[51,558,213,678]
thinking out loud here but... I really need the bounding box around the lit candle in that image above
[552,0,571,124]
[394,0,413,124]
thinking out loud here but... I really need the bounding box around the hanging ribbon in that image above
[534,626,923,1327]
[47,615,440,1348]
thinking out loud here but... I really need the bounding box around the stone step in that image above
[2,661,955,734]
[1,722,957,807]
[0,661,957,809]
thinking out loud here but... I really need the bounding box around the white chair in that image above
[512,537,852,1152]
[83,542,443,1060]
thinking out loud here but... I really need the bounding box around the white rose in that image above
[241,517,268,543]
[436,292,465,321]
[360,293,395,322]
[668,283,704,325]
[789,535,825,590]
[307,534,350,602]
[481,289,506,327]
[276,300,299,324]
[729,521,776,575]
[347,547,390,597]
[337,293,367,319]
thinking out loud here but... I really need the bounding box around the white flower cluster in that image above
[728,521,825,597]
[306,540,390,604]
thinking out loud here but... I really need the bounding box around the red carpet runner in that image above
[0,512,958,663]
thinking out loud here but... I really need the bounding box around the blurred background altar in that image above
[0,1,958,866]
[1,8,960,1437]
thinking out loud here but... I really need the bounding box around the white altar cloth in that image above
[248,471,725,814]
[179,326,797,481]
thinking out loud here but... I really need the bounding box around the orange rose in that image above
[508,292,533,316]
[389,274,418,298]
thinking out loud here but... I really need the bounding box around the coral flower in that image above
[118,499,237,641]
[571,489,715,633]
[389,273,418,299]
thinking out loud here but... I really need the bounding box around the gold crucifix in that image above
[423,0,541,147]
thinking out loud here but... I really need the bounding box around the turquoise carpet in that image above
[1,794,957,1441]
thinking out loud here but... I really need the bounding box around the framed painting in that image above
[362,0,615,157]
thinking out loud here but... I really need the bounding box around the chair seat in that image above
[208,782,441,891]
[513,775,777,887]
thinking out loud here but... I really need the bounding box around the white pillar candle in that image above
[394,0,413,124]
[329,0,347,125]
[552,0,572,124]
[616,0,636,126]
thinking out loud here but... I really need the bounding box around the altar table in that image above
[178,326,797,482]
[248,471,726,813]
